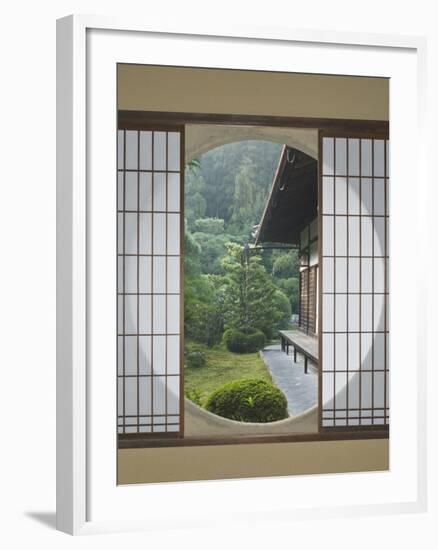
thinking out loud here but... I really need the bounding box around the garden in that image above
[184,141,300,423]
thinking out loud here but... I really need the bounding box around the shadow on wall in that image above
[184,398,318,437]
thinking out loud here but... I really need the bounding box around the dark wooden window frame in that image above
[118,110,389,449]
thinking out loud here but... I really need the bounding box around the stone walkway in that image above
[261,343,318,416]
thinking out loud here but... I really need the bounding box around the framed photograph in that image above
[56,15,427,535]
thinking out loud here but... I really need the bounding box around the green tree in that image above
[276,277,300,314]
[194,217,225,235]
[191,232,230,275]
[272,289,292,329]
[185,170,207,228]
[221,243,280,337]
[272,250,299,279]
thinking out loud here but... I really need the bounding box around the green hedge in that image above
[223,328,266,353]
[205,378,288,423]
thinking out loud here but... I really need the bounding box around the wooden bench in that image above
[279,329,318,373]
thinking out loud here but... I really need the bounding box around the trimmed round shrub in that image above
[186,351,206,369]
[206,379,288,422]
[223,327,266,353]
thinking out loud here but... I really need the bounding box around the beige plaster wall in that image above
[118,64,389,121]
[118,439,389,484]
[185,124,318,160]
[117,64,389,485]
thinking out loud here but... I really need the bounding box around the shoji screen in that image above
[320,135,389,428]
[117,128,183,435]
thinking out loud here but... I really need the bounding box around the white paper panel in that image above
[361,216,373,256]
[125,377,138,416]
[153,132,166,171]
[335,177,347,214]
[167,173,180,212]
[361,371,373,408]
[322,138,334,175]
[335,138,347,175]
[153,256,166,294]
[139,336,152,375]
[348,139,360,176]
[139,131,152,170]
[118,379,124,417]
[348,177,360,214]
[167,336,180,375]
[322,177,334,214]
[124,255,137,293]
[335,372,347,408]
[335,333,347,370]
[374,178,385,215]
[322,257,334,293]
[153,295,166,334]
[322,216,334,256]
[117,295,123,333]
[361,139,372,177]
[361,258,373,293]
[125,130,138,170]
[124,213,137,254]
[361,178,373,215]
[139,377,152,415]
[124,336,137,376]
[117,337,123,375]
[361,294,373,332]
[139,256,152,294]
[124,295,137,334]
[348,294,360,332]
[153,213,166,254]
[374,217,385,257]
[373,257,385,293]
[138,295,151,334]
[167,295,180,334]
[117,256,124,293]
[361,332,373,370]
[152,336,166,375]
[322,334,334,371]
[348,334,360,371]
[348,372,360,408]
[322,373,334,406]
[139,172,152,211]
[348,217,360,257]
[139,213,152,254]
[373,332,385,371]
[335,294,347,332]
[125,172,137,210]
[374,294,385,332]
[167,376,180,415]
[374,140,385,177]
[153,172,166,211]
[117,130,124,168]
[348,257,360,293]
[167,214,180,255]
[335,257,347,293]
[167,257,180,293]
[323,294,334,333]
[167,132,180,172]
[335,216,347,256]
[152,376,166,415]
[117,171,124,209]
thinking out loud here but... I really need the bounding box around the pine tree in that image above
[221,243,280,335]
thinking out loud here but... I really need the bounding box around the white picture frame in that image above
[56,15,428,535]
